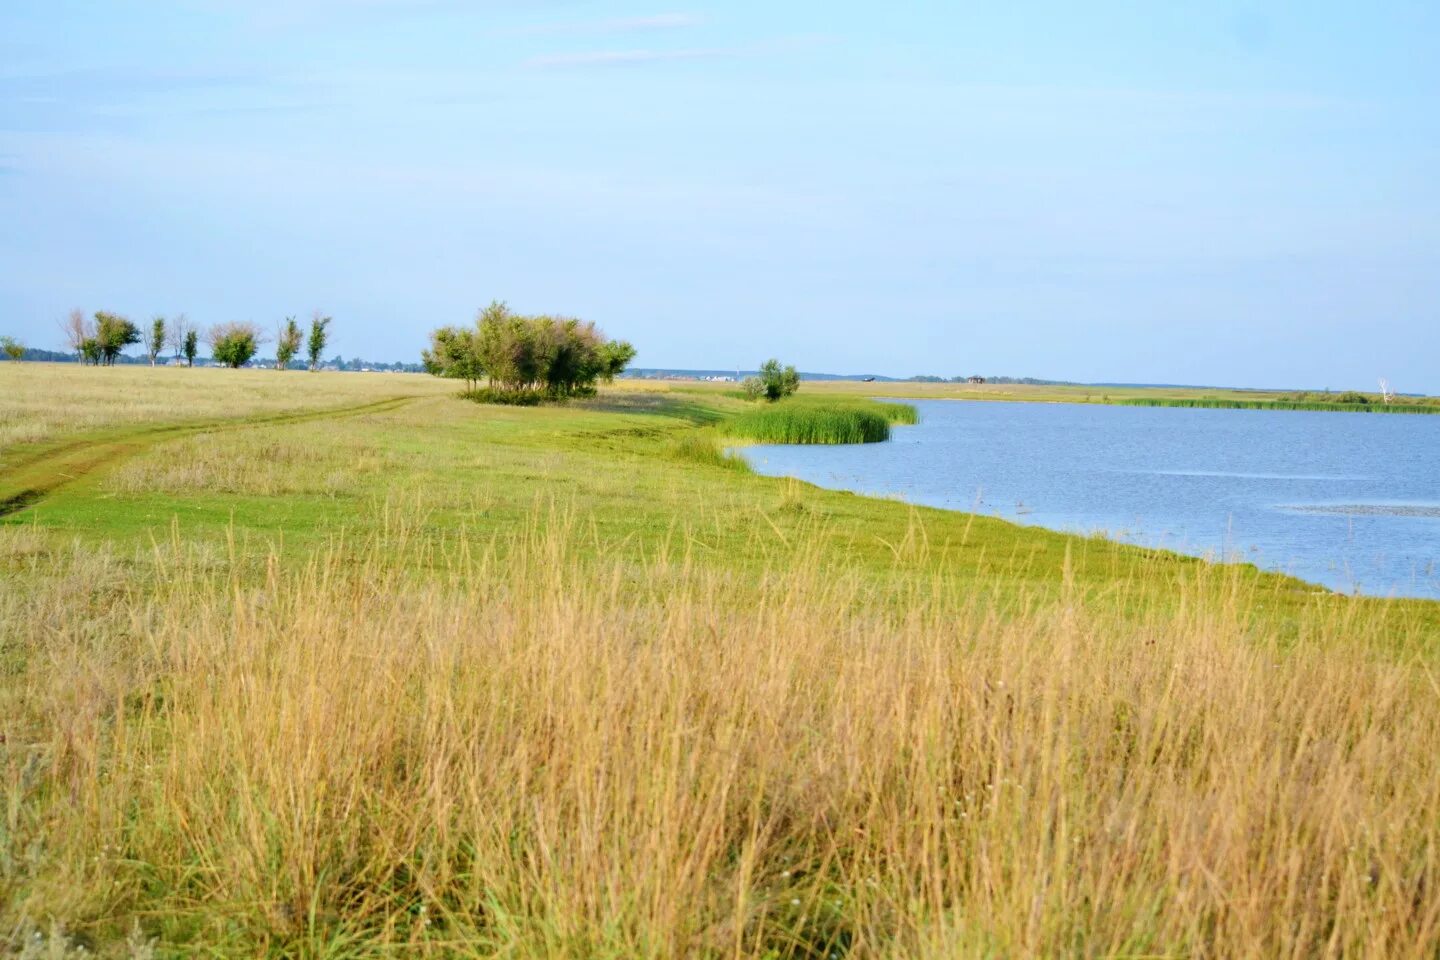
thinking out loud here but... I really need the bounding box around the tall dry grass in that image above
[4,508,1440,957]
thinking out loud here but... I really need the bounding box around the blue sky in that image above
[2,1,1437,389]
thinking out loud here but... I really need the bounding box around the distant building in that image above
[967,376,986,384]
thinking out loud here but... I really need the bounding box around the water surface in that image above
[740,400,1440,599]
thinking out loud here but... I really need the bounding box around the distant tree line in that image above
[424,301,636,402]
[914,375,1067,385]
[39,309,335,369]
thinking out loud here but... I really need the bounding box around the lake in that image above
[739,400,1440,600]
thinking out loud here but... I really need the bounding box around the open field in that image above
[3,364,1440,957]
[0,362,457,455]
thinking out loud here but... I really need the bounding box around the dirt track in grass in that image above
[0,395,422,519]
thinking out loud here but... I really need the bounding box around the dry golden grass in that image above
[5,506,1439,957]
[0,362,454,453]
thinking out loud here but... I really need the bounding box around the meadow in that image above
[0,362,457,455]
[3,363,1440,958]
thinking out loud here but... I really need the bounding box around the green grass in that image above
[1117,397,1440,414]
[725,398,918,445]
[663,430,753,471]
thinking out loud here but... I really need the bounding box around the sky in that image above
[1,1,1437,390]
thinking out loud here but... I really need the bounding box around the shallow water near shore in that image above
[740,399,1440,599]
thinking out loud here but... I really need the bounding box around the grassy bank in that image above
[3,365,1439,957]
[725,398,918,445]
[1117,397,1440,414]
[673,379,1440,413]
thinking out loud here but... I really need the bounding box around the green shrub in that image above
[209,322,263,368]
[462,387,548,406]
[755,359,801,401]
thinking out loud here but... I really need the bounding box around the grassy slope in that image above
[4,369,1440,956]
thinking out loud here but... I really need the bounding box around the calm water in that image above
[740,400,1440,600]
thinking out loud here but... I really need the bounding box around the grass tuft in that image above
[664,432,752,471]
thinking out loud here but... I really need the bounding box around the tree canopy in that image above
[751,358,800,401]
[143,316,167,366]
[94,312,141,366]
[209,322,264,368]
[307,313,331,371]
[276,317,303,370]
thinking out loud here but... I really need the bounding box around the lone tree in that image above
[181,329,199,367]
[209,322,264,368]
[1,335,24,361]
[94,312,141,366]
[754,358,800,401]
[168,313,191,363]
[307,311,331,371]
[59,308,90,360]
[276,316,303,370]
[425,299,635,400]
[143,315,167,366]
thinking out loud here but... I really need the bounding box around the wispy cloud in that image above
[525,46,734,68]
[180,0,462,31]
[0,67,260,103]
[524,34,832,70]
[511,13,706,35]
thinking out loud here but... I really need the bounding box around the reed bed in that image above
[727,401,917,445]
[4,507,1440,957]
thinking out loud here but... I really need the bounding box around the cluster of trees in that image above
[61,310,197,367]
[424,301,636,399]
[1,335,24,361]
[60,310,146,366]
[742,359,801,401]
[53,310,333,369]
